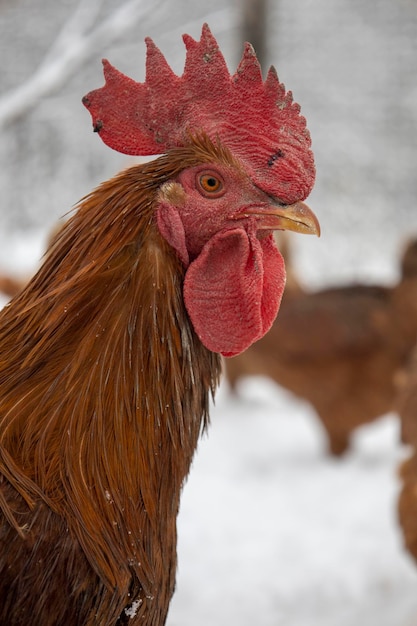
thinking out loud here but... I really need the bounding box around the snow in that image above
[168,379,417,626]
[124,599,142,619]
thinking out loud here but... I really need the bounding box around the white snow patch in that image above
[168,378,417,626]
[124,599,142,619]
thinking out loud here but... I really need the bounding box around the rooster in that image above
[0,25,319,625]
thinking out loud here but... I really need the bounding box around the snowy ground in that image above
[169,379,417,626]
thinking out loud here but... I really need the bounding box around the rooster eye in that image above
[197,172,224,197]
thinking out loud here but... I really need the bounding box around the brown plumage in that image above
[397,327,417,564]
[0,152,220,624]
[225,239,417,455]
[0,26,319,624]
[397,449,417,564]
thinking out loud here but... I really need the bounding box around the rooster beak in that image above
[261,201,320,236]
[240,201,321,237]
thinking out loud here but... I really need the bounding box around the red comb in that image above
[83,24,315,203]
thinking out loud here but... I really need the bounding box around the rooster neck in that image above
[0,165,221,616]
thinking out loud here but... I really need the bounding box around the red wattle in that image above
[183,228,285,356]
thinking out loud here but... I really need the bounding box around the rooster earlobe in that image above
[156,203,190,267]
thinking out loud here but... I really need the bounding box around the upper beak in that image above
[238,200,321,237]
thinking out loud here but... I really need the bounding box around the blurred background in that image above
[0,0,416,286]
[1,1,417,625]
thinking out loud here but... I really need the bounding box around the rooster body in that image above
[0,27,318,625]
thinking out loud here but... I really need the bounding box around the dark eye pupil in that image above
[206,177,217,187]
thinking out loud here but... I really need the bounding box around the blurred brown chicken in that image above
[397,450,417,564]
[396,335,417,564]
[0,26,319,625]
[226,239,417,456]
[0,274,24,299]
[0,223,66,301]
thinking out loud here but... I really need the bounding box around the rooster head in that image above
[83,24,320,356]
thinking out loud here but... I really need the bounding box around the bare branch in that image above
[0,0,164,128]
[40,0,105,67]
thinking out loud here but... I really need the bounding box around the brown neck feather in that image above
[0,155,221,600]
